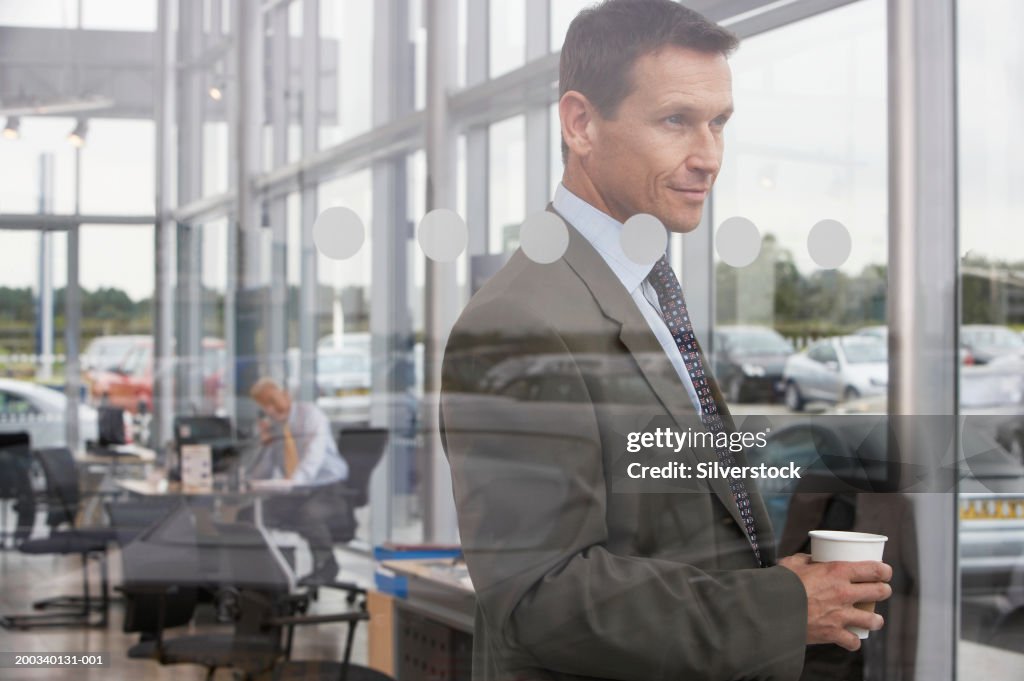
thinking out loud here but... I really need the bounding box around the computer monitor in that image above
[173,416,239,474]
[98,406,128,446]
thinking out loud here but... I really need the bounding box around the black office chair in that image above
[0,447,112,629]
[0,432,33,550]
[116,503,306,681]
[336,427,389,513]
[267,604,397,681]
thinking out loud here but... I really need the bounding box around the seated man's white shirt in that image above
[247,401,349,485]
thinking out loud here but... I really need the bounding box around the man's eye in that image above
[712,116,730,128]
[666,115,685,126]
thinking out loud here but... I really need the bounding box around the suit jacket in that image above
[440,205,808,681]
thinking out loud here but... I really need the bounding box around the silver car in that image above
[0,378,98,450]
[783,335,888,411]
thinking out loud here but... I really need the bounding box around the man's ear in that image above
[559,90,596,160]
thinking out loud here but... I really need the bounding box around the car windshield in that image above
[725,331,793,355]
[963,327,1024,349]
[318,353,369,374]
[92,339,140,370]
[841,339,887,363]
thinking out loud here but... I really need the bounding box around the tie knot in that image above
[646,255,683,305]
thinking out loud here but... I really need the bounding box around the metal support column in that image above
[232,0,266,429]
[298,0,320,403]
[64,224,81,449]
[36,154,54,382]
[267,4,289,384]
[176,0,204,413]
[887,1,959,679]
[464,0,489,260]
[153,0,177,450]
[423,0,461,544]
[367,0,414,546]
[524,0,551,213]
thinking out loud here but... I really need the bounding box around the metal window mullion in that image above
[177,0,204,412]
[268,4,289,384]
[524,0,550,215]
[298,0,319,404]
[64,224,80,449]
[423,0,461,544]
[464,0,489,260]
[887,1,959,680]
[366,0,413,546]
[231,0,265,427]
[153,0,177,448]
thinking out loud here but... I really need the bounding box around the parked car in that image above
[783,335,888,411]
[961,325,1024,365]
[80,334,149,373]
[85,337,225,414]
[854,325,976,365]
[0,378,98,450]
[747,413,1024,650]
[711,326,794,403]
[315,347,371,424]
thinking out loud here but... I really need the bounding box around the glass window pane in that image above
[489,0,525,78]
[79,119,155,215]
[0,1,79,28]
[80,0,156,31]
[957,0,1024,672]
[550,0,592,53]
[0,117,79,214]
[712,0,887,409]
[488,115,525,253]
[319,1,374,147]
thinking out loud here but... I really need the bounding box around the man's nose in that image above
[685,127,721,177]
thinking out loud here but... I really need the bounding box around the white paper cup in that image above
[809,530,888,639]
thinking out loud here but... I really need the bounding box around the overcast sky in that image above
[0,0,1021,304]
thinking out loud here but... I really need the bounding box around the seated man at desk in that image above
[246,377,352,584]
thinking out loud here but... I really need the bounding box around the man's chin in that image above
[661,212,703,234]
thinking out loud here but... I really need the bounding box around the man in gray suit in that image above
[440,1,893,679]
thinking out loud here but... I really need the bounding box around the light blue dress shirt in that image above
[246,401,349,485]
[552,183,702,412]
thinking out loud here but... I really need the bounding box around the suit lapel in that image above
[548,204,750,534]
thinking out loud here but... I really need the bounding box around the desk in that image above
[371,559,475,680]
[76,444,157,525]
[115,475,299,591]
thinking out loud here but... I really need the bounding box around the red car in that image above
[86,337,226,414]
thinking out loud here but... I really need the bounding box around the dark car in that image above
[745,414,1024,652]
[711,326,795,403]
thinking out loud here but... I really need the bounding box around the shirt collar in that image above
[552,182,657,294]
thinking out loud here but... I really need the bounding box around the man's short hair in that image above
[250,377,286,401]
[559,0,739,163]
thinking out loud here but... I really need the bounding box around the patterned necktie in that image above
[646,255,763,567]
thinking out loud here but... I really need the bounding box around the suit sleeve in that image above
[441,301,808,681]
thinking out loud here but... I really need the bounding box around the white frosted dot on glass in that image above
[312,207,365,260]
[716,217,762,268]
[418,209,468,262]
[621,213,668,265]
[520,211,569,264]
[807,219,852,270]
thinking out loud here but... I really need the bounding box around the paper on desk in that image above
[248,478,296,491]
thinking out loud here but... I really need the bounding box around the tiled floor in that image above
[0,545,377,680]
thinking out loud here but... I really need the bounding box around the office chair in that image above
[268,603,397,681]
[0,447,112,629]
[116,503,307,681]
[335,427,389,513]
[0,432,32,550]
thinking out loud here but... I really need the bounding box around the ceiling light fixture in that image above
[2,116,20,140]
[68,118,89,147]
